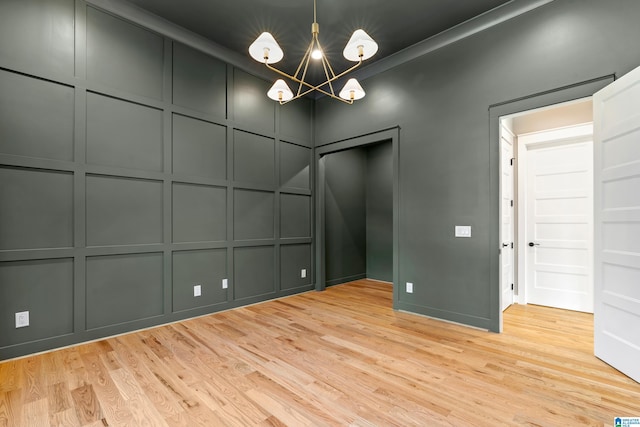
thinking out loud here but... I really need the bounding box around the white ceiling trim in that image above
[85,0,555,84]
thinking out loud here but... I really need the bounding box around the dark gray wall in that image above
[366,142,393,282]
[315,0,640,331]
[324,142,393,286]
[324,148,367,286]
[0,0,313,359]
[4,0,640,358]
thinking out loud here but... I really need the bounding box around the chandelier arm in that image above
[296,45,315,97]
[291,85,328,100]
[265,61,359,104]
[271,73,351,105]
[324,59,362,83]
[265,59,363,94]
[280,90,353,106]
[314,37,338,96]
[314,38,337,79]
[319,54,336,96]
[294,39,316,81]
[267,66,345,100]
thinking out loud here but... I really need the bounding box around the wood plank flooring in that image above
[1,279,639,426]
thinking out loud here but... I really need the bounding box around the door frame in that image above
[517,123,594,308]
[489,75,613,332]
[499,123,516,310]
[314,128,400,306]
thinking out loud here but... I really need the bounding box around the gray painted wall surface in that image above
[366,142,393,282]
[0,0,313,360]
[3,0,640,358]
[315,0,640,331]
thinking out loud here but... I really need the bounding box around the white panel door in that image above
[594,65,640,383]
[500,125,515,311]
[521,124,594,313]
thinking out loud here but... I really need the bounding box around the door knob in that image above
[528,242,540,247]
[502,243,509,248]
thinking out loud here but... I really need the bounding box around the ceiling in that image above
[123,0,512,85]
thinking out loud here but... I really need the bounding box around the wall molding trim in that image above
[85,0,271,81]
[351,0,555,83]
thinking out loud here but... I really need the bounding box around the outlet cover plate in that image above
[301,269,307,278]
[222,278,228,289]
[406,282,413,293]
[15,311,29,328]
[193,284,202,297]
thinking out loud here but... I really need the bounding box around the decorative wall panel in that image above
[172,114,226,179]
[0,167,73,250]
[86,253,163,329]
[172,183,226,243]
[0,71,74,161]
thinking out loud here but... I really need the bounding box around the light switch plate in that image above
[455,225,471,237]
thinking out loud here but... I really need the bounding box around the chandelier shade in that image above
[267,79,294,102]
[248,32,284,64]
[339,78,366,101]
[343,29,378,62]
[248,0,377,104]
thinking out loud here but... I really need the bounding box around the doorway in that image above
[491,69,640,382]
[323,141,393,287]
[500,99,595,313]
[315,128,400,306]
[489,75,614,332]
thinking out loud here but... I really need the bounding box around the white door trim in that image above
[516,122,594,305]
[499,123,516,310]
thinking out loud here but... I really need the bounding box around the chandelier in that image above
[248,0,378,104]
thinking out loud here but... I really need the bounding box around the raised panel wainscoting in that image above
[0,0,313,360]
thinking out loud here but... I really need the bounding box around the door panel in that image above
[594,65,640,383]
[522,125,594,313]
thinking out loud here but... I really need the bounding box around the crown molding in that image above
[85,0,555,86]
[84,0,272,81]
[345,0,556,84]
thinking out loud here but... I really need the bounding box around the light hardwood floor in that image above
[1,279,639,426]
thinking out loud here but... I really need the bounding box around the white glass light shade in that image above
[267,79,294,102]
[343,29,378,61]
[249,32,284,64]
[339,78,365,101]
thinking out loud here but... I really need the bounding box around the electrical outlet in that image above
[406,282,413,293]
[15,311,29,328]
[301,269,307,278]
[193,284,202,297]
[222,278,228,289]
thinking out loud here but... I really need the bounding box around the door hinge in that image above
[510,200,514,207]
[511,283,514,290]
